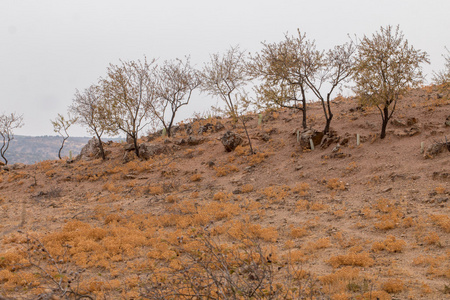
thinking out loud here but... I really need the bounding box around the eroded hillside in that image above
[0,87,449,299]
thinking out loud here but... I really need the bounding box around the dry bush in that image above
[261,185,290,202]
[289,225,308,238]
[327,178,346,190]
[382,278,405,294]
[213,191,232,202]
[165,194,179,203]
[303,238,331,252]
[214,164,239,177]
[292,182,310,196]
[189,173,202,182]
[435,185,446,194]
[247,152,269,166]
[148,185,164,195]
[328,251,374,268]
[423,231,441,245]
[371,235,406,253]
[429,214,450,233]
[241,184,254,193]
[140,232,282,299]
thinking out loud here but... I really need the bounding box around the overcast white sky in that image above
[1,0,449,137]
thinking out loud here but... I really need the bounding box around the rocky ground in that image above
[0,86,449,299]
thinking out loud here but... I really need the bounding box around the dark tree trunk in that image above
[133,136,140,157]
[58,137,68,159]
[95,133,106,160]
[323,115,333,135]
[323,94,333,135]
[380,106,390,139]
[300,86,307,129]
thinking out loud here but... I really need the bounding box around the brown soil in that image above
[0,86,449,299]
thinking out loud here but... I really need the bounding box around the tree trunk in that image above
[95,133,106,160]
[323,116,332,135]
[1,154,7,165]
[133,136,140,157]
[323,94,333,135]
[380,106,390,139]
[300,86,307,129]
[58,137,67,159]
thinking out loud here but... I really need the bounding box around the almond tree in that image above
[152,57,201,137]
[302,40,355,134]
[200,46,248,119]
[51,113,77,160]
[353,25,429,139]
[250,31,313,129]
[102,57,157,157]
[433,47,450,97]
[0,112,24,165]
[70,85,117,159]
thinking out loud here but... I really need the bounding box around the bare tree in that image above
[250,31,313,129]
[200,46,248,119]
[102,57,157,157]
[0,112,24,165]
[70,85,117,159]
[353,25,429,139]
[152,57,201,137]
[433,47,450,97]
[51,113,77,159]
[303,40,355,134]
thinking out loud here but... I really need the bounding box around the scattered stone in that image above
[391,119,407,127]
[124,143,135,151]
[340,137,349,146]
[407,117,418,126]
[394,127,421,137]
[198,123,214,134]
[445,116,450,127]
[329,153,351,159]
[295,165,304,171]
[436,197,448,203]
[432,171,450,181]
[79,138,103,160]
[122,151,137,163]
[138,143,169,160]
[10,163,26,170]
[255,132,271,142]
[425,140,449,158]
[221,131,243,152]
[382,187,392,193]
[331,144,341,153]
[187,136,206,146]
[296,128,324,149]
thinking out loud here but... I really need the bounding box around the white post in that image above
[357,134,360,146]
[421,142,424,154]
[309,138,315,150]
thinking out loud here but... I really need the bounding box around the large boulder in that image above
[79,138,102,160]
[221,131,243,152]
[295,128,324,149]
[138,143,169,159]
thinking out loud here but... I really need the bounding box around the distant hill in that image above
[5,135,124,165]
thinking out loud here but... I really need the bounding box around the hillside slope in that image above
[0,87,449,299]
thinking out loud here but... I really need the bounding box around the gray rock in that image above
[79,138,102,160]
[297,128,324,149]
[221,131,243,152]
[138,143,169,159]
